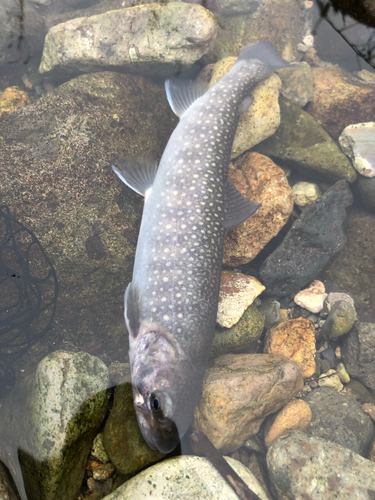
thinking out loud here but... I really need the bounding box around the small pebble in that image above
[320,292,355,318]
[294,280,327,314]
[292,182,322,208]
[335,346,341,358]
[336,362,350,384]
[264,399,312,447]
[91,433,110,464]
[362,403,375,422]
[320,359,331,373]
[320,299,356,339]
[92,463,116,481]
[318,369,343,391]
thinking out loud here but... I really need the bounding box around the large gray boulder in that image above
[39,3,217,79]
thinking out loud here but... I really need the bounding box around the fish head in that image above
[130,325,203,453]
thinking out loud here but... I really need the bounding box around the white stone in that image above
[339,122,375,177]
[217,271,265,328]
[103,455,269,500]
[294,280,327,313]
[292,182,322,208]
[318,369,343,391]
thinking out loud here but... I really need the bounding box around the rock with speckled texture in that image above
[339,122,375,178]
[0,87,31,118]
[264,318,316,378]
[223,152,294,267]
[217,271,265,328]
[278,62,314,107]
[267,430,375,500]
[0,351,110,500]
[342,322,375,390]
[211,304,264,358]
[39,3,217,79]
[293,280,327,314]
[191,353,303,453]
[103,455,269,500]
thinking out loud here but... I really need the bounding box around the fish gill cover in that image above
[0,205,59,397]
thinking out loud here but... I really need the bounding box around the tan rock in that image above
[306,66,375,140]
[223,152,294,267]
[209,58,282,159]
[264,399,312,447]
[192,353,303,453]
[362,403,375,423]
[336,362,350,384]
[217,271,265,328]
[318,369,343,391]
[264,318,316,378]
[292,181,322,208]
[293,280,327,314]
[0,86,31,118]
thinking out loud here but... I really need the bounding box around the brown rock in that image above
[191,353,303,453]
[217,271,265,328]
[223,152,294,267]
[0,87,31,118]
[264,318,316,378]
[306,66,375,140]
[264,399,312,447]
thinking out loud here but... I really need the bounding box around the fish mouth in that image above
[134,393,180,453]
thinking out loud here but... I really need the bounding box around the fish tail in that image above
[235,41,290,71]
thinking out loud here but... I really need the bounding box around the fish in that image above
[112,41,289,453]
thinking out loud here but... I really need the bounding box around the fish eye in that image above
[153,397,160,412]
[151,392,170,421]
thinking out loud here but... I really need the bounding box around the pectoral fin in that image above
[112,159,158,197]
[125,282,141,338]
[165,79,208,118]
[223,178,260,230]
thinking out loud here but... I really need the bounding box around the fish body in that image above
[113,42,289,453]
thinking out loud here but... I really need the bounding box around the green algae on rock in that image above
[0,351,110,500]
[210,305,264,358]
[254,97,357,183]
[103,371,165,475]
[0,71,176,354]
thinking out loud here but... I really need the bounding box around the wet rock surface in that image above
[0,351,110,500]
[304,387,374,456]
[224,152,293,267]
[217,271,265,328]
[192,353,303,453]
[39,3,217,79]
[342,322,375,390]
[254,97,357,183]
[293,280,327,314]
[211,304,264,358]
[357,176,375,213]
[320,299,357,339]
[0,71,175,360]
[267,430,375,500]
[317,208,375,323]
[259,180,353,297]
[278,62,314,107]
[264,318,316,378]
[0,87,32,118]
[306,66,375,141]
[103,366,165,475]
[292,181,322,208]
[103,455,269,500]
[339,122,375,178]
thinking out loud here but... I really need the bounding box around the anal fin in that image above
[112,159,158,197]
[223,178,260,230]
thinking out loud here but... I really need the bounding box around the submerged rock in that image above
[103,455,269,500]
[292,181,322,208]
[0,351,110,500]
[103,367,165,475]
[211,304,264,358]
[304,387,374,456]
[267,430,375,500]
[259,180,353,297]
[223,152,294,267]
[217,271,265,328]
[339,122,375,178]
[306,66,375,141]
[264,318,316,378]
[0,461,19,500]
[357,176,375,213]
[342,322,375,390]
[0,71,175,352]
[191,353,303,453]
[0,87,31,119]
[320,299,357,339]
[278,62,314,107]
[293,280,327,314]
[39,3,217,79]
[254,97,357,183]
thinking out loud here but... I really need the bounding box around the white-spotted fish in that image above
[112,41,289,453]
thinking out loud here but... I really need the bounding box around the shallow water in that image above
[0,0,375,499]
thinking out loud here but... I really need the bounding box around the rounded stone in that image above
[293,280,327,314]
[103,455,269,500]
[320,299,357,339]
[292,182,322,208]
[264,399,312,447]
[0,87,31,118]
[318,369,344,391]
[264,318,316,378]
[339,122,375,177]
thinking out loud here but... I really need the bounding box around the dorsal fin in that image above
[165,79,208,118]
[112,159,158,197]
[124,282,141,338]
[235,41,290,70]
[224,178,260,230]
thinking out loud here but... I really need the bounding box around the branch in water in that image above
[190,430,262,500]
